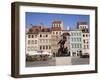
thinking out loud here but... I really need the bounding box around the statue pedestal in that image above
[56,57,72,65]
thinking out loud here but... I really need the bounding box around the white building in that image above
[26,33,38,55]
[26,26,52,55]
[70,30,82,56]
[38,31,52,53]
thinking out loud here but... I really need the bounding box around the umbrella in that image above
[28,51,41,56]
[42,51,52,56]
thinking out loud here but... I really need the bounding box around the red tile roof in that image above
[28,26,51,33]
[77,22,87,25]
[52,21,62,24]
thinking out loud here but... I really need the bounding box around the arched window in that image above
[86,34,88,37]
[40,34,42,37]
[46,35,48,37]
[83,34,85,37]
[56,32,58,35]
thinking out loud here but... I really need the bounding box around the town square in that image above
[25,12,90,67]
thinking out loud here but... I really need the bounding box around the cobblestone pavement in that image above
[26,57,56,67]
[71,57,89,65]
[26,57,89,67]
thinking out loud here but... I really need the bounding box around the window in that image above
[40,34,42,37]
[83,40,85,43]
[74,38,76,42]
[80,44,82,48]
[71,33,73,36]
[86,34,88,37]
[35,35,37,38]
[40,46,42,50]
[79,32,81,36]
[27,47,30,51]
[75,44,76,48]
[79,38,81,42]
[35,40,37,44]
[59,32,61,35]
[72,44,74,48]
[72,38,73,42]
[77,44,79,48]
[87,40,89,43]
[59,24,60,27]
[28,40,30,44]
[83,34,85,37]
[74,33,76,36]
[28,35,31,38]
[46,35,48,37]
[57,24,58,27]
[87,45,89,49]
[56,32,58,35]
[43,46,45,49]
[32,35,34,38]
[32,40,34,44]
[77,38,78,41]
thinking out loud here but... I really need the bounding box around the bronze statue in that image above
[57,34,69,56]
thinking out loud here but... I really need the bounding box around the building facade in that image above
[51,21,63,55]
[26,21,89,57]
[38,31,52,53]
[26,33,38,55]
[77,22,90,55]
[26,25,51,55]
[70,30,82,56]
[82,32,90,55]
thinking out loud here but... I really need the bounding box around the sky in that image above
[26,12,89,30]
